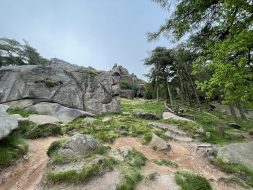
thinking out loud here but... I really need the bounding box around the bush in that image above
[175,171,212,190]
[0,134,28,166]
[7,108,36,117]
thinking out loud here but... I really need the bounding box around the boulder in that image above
[132,109,160,120]
[25,102,95,123]
[150,134,171,151]
[217,141,253,170]
[0,104,19,140]
[163,112,191,121]
[120,89,135,99]
[113,146,133,161]
[28,114,60,124]
[26,123,62,139]
[62,134,98,156]
[0,65,120,115]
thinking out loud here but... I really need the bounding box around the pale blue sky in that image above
[0,0,174,79]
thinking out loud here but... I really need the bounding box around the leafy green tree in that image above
[150,0,253,119]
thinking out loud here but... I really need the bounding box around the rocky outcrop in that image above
[150,134,171,151]
[0,64,120,115]
[132,109,160,120]
[0,105,19,140]
[217,141,253,170]
[111,64,145,98]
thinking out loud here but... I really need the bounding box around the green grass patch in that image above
[65,114,166,143]
[153,159,178,168]
[26,123,63,139]
[116,167,143,190]
[175,171,212,190]
[7,107,37,117]
[125,149,147,168]
[0,134,28,166]
[47,164,100,183]
[121,98,164,116]
[47,156,117,183]
[210,158,253,187]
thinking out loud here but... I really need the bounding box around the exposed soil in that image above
[111,137,248,190]
[0,137,61,190]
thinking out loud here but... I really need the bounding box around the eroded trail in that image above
[111,137,246,190]
[0,137,61,190]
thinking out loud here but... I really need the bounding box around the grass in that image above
[175,171,212,190]
[125,149,147,168]
[47,138,67,157]
[116,167,143,190]
[47,164,100,183]
[7,107,37,117]
[65,114,166,143]
[153,159,178,168]
[121,98,164,116]
[25,123,63,139]
[210,158,253,187]
[0,134,28,166]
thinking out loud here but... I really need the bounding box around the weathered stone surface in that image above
[28,114,60,124]
[217,141,253,170]
[163,112,191,121]
[62,134,98,156]
[0,104,19,140]
[102,116,113,123]
[82,117,97,124]
[26,102,95,123]
[120,89,135,99]
[0,65,120,115]
[150,134,171,151]
[133,109,160,120]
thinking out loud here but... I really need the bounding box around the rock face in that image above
[111,64,145,98]
[150,134,171,151]
[0,64,120,115]
[120,89,135,99]
[0,104,19,140]
[217,141,253,170]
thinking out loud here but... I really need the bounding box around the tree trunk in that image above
[166,79,173,106]
[156,76,159,102]
[177,70,185,104]
[229,103,237,119]
[183,65,201,110]
[237,103,247,120]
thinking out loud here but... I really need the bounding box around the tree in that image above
[0,37,48,67]
[150,0,253,118]
[144,47,175,105]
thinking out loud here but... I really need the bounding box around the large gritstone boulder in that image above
[0,104,19,140]
[0,65,120,115]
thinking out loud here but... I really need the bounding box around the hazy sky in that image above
[0,0,174,79]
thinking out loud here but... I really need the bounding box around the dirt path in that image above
[111,137,247,190]
[0,137,61,190]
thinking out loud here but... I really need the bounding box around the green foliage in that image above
[0,134,28,165]
[7,107,37,117]
[25,123,63,139]
[116,167,143,190]
[47,164,100,183]
[175,171,212,190]
[153,159,178,168]
[0,37,48,67]
[83,67,98,76]
[210,158,253,187]
[121,98,164,116]
[47,139,67,157]
[150,0,253,109]
[141,132,153,144]
[125,149,147,168]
